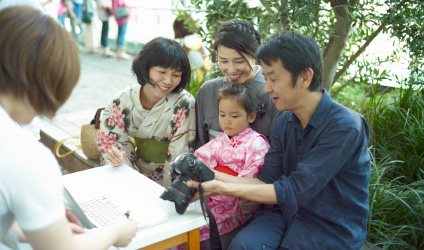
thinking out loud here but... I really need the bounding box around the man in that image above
[188,31,371,249]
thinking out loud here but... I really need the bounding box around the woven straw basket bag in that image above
[80,108,105,159]
[54,108,104,160]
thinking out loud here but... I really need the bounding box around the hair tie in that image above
[258,104,265,109]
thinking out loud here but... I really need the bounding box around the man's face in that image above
[262,59,303,112]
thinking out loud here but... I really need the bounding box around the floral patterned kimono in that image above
[97,85,196,187]
[194,127,270,241]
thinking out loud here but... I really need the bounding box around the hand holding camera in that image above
[160,153,215,214]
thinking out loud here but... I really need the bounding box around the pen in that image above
[124,210,130,218]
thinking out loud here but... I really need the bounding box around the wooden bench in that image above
[40,109,100,173]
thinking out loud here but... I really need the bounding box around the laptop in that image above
[63,187,169,231]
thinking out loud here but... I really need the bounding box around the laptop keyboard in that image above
[78,196,122,228]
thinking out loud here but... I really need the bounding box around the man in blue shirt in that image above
[188,31,370,249]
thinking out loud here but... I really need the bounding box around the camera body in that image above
[160,153,214,214]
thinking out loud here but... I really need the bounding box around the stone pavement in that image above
[57,50,137,116]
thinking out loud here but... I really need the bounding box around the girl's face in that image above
[218,97,256,138]
[145,66,182,101]
[217,45,256,84]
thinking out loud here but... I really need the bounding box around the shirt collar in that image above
[222,127,253,143]
[307,89,331,129]
[286,89,331,129]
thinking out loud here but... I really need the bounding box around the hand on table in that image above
[110,215,138,247]
[105,147,126,167]
[65,206,85,234]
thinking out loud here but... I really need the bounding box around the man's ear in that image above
[248,112,256,124]
[300,68,314,89]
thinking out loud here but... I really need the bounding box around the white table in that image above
[62,165,207,250]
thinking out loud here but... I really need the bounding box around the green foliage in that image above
[177,0,424,94]
[384,0,424,65]
[367,147,424,249]
[363,80,424,183]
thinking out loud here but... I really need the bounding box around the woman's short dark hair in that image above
[213,19,261,66]
[256,31,323,92]
[217,83,264,117]
[0,6,80,117]
[132,37,191,93]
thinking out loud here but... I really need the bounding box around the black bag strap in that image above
[198,179,222,250]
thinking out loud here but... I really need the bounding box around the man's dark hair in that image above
[257,31,323,91]
[132,37,191,93]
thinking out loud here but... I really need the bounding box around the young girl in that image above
[195,19,281,149]
[194,83,270,248]
[97,37,196,188]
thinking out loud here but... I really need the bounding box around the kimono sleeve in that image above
[162,93,196,187]
[194,138,219,170]
[238,135,270,178]
[97,97,135,167]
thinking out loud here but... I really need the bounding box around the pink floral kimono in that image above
[194,127,270,241]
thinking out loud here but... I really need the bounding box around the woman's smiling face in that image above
[217,45,256,84]
[146,66,182,99]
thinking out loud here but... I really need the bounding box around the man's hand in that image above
[105,147,126,167]
[237,199,262,215]
[186,179,222,202]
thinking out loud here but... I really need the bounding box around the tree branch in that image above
[312,0,321,39]
[322,1,353,91]
[259,0,273,15]
[331,72,358,98]
[259,0,288,31]
[332,21,387,85]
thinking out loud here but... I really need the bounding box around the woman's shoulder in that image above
[248,66,266,86]
[198,76,226,93]
[169,89,195,106]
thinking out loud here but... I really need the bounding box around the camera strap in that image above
[198,182,222,250]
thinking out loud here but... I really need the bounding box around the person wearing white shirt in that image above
[0,6,138,250]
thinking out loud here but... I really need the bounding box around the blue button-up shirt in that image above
[258,90,370,249]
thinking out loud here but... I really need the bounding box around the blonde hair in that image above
[0,6,80,117]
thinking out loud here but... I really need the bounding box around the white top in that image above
[0,106,65,249]
[0,0,42,11]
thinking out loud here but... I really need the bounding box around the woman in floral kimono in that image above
[97,37,196,187]
[194,84,270,249]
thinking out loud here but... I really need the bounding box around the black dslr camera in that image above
[160,153,215,214]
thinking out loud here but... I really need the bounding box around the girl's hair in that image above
[213,19,261,67]
[216,83,264,117]
[0,6,80,117]
[132,37,191,93]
